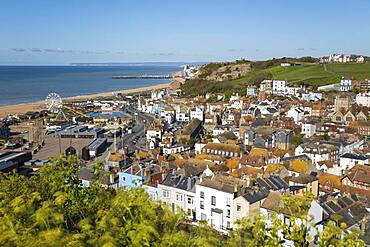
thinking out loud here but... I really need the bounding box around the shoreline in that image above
[0,82,170,118]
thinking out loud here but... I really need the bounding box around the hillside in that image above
[235,62,370,86]
[182,58,370,96]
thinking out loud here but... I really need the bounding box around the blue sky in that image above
[1,0,369,64]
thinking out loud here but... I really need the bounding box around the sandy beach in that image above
[0,82,170,118]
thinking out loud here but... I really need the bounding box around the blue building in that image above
[246,86,257,96]
[118,164,147,188]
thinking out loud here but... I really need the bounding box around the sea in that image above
[0,63,182,106]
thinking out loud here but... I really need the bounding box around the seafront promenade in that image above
[0,83,170,118]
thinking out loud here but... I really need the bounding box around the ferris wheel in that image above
[45,92,63,113]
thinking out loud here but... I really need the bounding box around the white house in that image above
[295,143,330,167]
[190,107,204,122]
[230,93,240,102]
[340,79,352,92]
[301,121,317,138]
[356,93,370,107]
[195,175,247,231]
[212,125,232,136]
[163,145,191,155]
[176,112,190,122]
[146,127,162,141]
[272,80,287,95]
[158,174,198,220]
[339,153,368,173]
[301,92,323,102]
[287,107,305,123]
[195,143,207,154]
[232,100,243,110]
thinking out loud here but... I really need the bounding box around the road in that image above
[123,106,154,153]
[99,105,154,161]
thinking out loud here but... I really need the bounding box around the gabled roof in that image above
[256,175,289,191]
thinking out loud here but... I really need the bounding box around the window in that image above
[187,197,193,204]
[200,200,204,209]
[176,194,183,202]
[163,190,170,198]
[227,209,231,218]
[122,176,126,183]
[200,191,204,199]
[201,213,206,221]
[211,196,216,206]
[227,221,231,229]
[226,197,231,207]
[237,204,241,211]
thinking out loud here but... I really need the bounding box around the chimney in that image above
[187,177,192,190]
[234,183,239,193]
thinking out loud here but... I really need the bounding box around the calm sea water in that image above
[0,64,181,106]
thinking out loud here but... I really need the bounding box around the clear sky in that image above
[1,0,369,64]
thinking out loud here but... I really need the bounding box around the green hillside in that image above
[182,59,370,96]
[234,62,370,86]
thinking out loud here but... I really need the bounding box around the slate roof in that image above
[256,175,289,191]
[340,153,368,160]
[242,187,269,204]
[78,167,116,185]
[321,195,368,229]
[161,173,198,192]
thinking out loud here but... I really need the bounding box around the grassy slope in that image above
[234,63,370,86]
[182,62,370,96]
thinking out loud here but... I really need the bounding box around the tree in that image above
[0,156,366,246]
[292,134,304,147]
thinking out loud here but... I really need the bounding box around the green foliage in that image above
[292,134,304,147]
[180,79,236,97]
[0,156,365,246]
[0,155,224,247]
[248,72,273,85]
[182,58,370,96]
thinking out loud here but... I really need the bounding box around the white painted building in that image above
[230,93,240,102]
[295,143,330,167]
[339,153,369,172]
[212,125,232,136]
[272,80,287,95]
[301,92,323,102]
[356,93,370,107]
[176,112,190,122]
[163,145,191,155]
[195,177,238,231]
[146,128,162,141]
[287,107,305,123]
[340,79,352,92]
[190,107,204,122]
[195,143,207,154]
[301,122,317,138]
[158,174,198,220]
[232,100,243,110]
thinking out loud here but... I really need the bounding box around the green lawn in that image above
[233,62,370,87]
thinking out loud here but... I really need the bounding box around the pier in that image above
[112,74,172,79]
